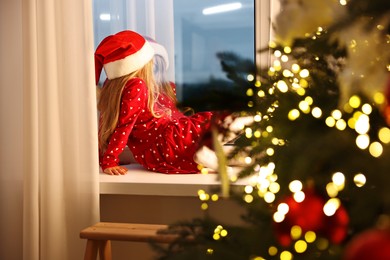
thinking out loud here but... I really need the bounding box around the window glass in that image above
[93,0,255,102]
[173,0,254,102]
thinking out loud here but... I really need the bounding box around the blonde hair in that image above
[98,60,161,152]
[153,55,176,102]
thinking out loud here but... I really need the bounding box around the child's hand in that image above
[103,166,128,175]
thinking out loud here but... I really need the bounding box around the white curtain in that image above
[0,0,100,259]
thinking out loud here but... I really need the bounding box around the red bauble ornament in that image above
[344,228,390,260]
[274,188,349,247]
[385,76,390,126]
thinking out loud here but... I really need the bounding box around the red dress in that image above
[99,78,213,174]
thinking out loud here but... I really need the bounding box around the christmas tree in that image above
[154,0,390,259]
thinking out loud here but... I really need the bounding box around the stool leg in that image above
[98,240,112,260]
[84,240,99,260]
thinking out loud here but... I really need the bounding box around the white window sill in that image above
[100,164,248,197]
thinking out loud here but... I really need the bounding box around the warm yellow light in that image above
[291,225,302,240]
[273,211,285,223]
[299,69,310,78]
[273,60,282,71]
[283,69,293,78]
[245,185,254,194]
[280,251,293,260]
[369,142,383,157]
[266,148,275,156]
[246,88,254,96]
[348,117,356,129]
[254,114,262,122]
[211,194,219,201]
[220,229,228,237]
[252,256,265,260]
[278,203,289,215]
[288,109,300,120]
[297,88,306,96]
[299,79,308,88]
[201,168,209,174]
[355,114,370,134]
[356,134,370,149]
[245,156,252,164]
[295,240,308,253]
[284,46,292,54]
[291,63,300,73]
[378,127,390,144]
[199,192,210,201]
[340,0,347,6]
[325,116,336,127]
[305,96,313,105]
[269,182,280,193]
[274,50,282,57]
[245,127,253,138]
[331,110,342,120]
[362,104,372,115]
[268,246,278,256]
[277,80,289,93]
[354,173,366,187]
[281,55,289,62]
[247,74,255,82]
[294,191,305,203]
[312,107,322,118]
[349,95,361,108]
[323,198,341,216]
[373,92,385,104]
[264,192,275,203]
[258,90,265,97]
[332,172,345,186]
[201,202,208,210]
[336,119,347,131]
[289,180,303,192]
[269,41,277,48]
[305,231,316,243]
[299,101,310,113]
[326,182,339,197]
[244,194,254,203]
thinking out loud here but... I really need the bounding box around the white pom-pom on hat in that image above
[143,36,170,70]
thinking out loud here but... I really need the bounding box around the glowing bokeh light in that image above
[295,240,308,253]
[356,134,370,149]
[289,180,303,192]
[369,142,383,157]
[354,173,366,187]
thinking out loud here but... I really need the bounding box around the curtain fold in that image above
[21,0,99,259]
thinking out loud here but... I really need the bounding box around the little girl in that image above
[95,30,214,175]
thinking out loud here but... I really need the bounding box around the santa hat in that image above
[95,30,155,85]
[143,36,169,70]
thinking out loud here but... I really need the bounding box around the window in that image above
[93,0,259,102]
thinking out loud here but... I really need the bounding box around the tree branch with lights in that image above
[154,0,390,259]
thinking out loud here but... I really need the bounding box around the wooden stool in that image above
[80,222,180,260]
